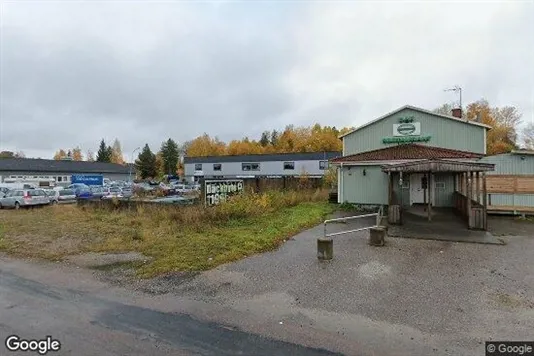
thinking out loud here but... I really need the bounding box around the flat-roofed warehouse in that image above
[183,151,341,182]
[0,158,130,186]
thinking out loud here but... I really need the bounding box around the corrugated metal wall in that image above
[480,154,534,209]
[341,166,388,205]
[343,108,486,155]
[341,169,456,207]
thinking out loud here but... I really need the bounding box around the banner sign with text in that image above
[204,179,244,206]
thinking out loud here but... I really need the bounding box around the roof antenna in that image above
[444,85,463,120]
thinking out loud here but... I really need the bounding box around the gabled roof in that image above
[184,151,341,164]
[330,144,484,164]
[0,158,130,174]
[339,105,492,139]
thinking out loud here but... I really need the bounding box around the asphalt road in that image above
[0,260,341,356]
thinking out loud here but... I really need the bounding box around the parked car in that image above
[0,187,11,198]
[0,189,50,209]
[76,187,94,199]
[121,187,133,198]
[90,186,111,199]
[172,184,195,194]
[102,186,123,199]
[46,189,77,204]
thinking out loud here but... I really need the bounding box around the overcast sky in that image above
[1,1,533,160]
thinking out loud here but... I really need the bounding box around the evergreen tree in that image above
[96,139,111,162]
[160,138,180,175]
[260,131,270,147]
[270,130,279,146]
[135,144,157,179]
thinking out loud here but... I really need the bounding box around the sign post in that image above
[204,179,244,206]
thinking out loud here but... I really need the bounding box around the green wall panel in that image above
[343,108,486,155]
[340,166,388,205]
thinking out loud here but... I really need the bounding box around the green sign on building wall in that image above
[382,117,431,143]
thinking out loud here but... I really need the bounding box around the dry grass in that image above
[0,189,333,277]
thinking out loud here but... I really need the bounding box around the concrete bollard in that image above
[317,237,333,260]
[369,226,386,246]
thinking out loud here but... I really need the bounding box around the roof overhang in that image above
[381,159,495,173]
[511,150,534,155]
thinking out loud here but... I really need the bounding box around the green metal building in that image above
[332,105,496,229]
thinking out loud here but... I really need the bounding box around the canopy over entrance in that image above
[381,159,495,230]
[381,158,495,173]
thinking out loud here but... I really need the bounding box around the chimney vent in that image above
[451,108,462,118]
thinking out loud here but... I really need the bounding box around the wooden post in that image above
[388,172,393,205]
[453,173,457,192]
[475,172,480,204]
[466,172,472,227]
[428,172,432,221]
[469,172,476,200]
[482,172,488,230]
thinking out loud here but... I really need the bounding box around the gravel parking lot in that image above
[140,214,534,356]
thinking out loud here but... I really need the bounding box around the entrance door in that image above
[410,174,426,205]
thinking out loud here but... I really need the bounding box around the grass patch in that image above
[0,189,334,277]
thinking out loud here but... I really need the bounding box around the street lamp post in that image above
[129,147,141,183]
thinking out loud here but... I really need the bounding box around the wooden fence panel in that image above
[516,177,534,193]
[486,176,516,193]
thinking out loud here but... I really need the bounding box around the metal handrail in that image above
[323,206,383,239]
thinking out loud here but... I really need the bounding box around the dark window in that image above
[60,190,75,196]
[283,162,295,170]
[213,163,222,171]
[242,163,260,171]
[319,161,328,170]
[57,176,62,182]
[195,163,202,171]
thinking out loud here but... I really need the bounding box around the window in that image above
[195,163,202,171]
[57,176,62,182]
[64,176,69,181]
[283,162,295,170]
[213,163,222,171]
[242,163,260,171]
[435,182,445,189]
[319,161,328,170]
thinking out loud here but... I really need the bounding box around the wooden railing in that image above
[453,192,486,230]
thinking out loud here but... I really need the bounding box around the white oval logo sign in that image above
[397,123,416,136]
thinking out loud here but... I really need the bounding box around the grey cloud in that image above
[0,1,533,158]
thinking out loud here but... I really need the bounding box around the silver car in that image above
[0,189,50,209]
[46,189,77,204]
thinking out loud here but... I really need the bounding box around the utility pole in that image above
[129,147,141,183]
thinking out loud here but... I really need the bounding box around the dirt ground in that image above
[76,214,534,356]
[3,213,534,355]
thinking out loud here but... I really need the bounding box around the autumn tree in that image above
[86,150,95,162]
[110,139,124,164]
[135,144,157,179]
[160,138,180,175]
[72,147,83,161]
[185,133,227,157]
[96,139,112,162]
[0,151,25,158]
[53,149,68,160]
[465,99,521,155]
